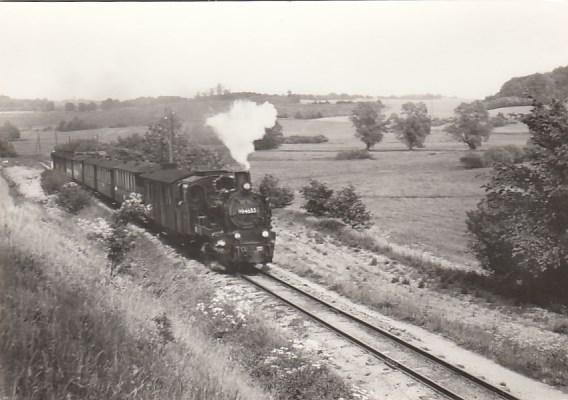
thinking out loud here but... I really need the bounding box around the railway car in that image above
[50,151,275,269]
[113,160,160,204]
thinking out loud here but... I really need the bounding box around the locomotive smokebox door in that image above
[235,171,251,191]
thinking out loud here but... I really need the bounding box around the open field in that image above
[2,102,531,266]
[251,117,531,266]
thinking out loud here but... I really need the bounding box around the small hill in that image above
[485,65,568,109]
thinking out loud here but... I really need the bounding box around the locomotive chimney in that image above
[235,171,251,191]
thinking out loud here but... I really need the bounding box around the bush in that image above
[0,121,20,140]
[56,117,98,132]
[460,153,484,169]
[40,169,71,195]
[328,184,373,230]
[300,179,334,216]
[254,121,284,151]
[0,138,18,157]
[482,147,514,166]
[259,174,294,209]
[283,135,329,144]
[335,149,373,160]
[502,144,525,163]
[55,182,91,214]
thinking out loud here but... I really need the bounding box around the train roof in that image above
[71,154,92,162]
[113,160,160,174]
[140,168,195,184]
[88,158,122,169]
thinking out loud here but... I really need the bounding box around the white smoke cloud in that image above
[206,100,277,170]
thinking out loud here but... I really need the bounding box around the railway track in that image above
[240,268,522,400]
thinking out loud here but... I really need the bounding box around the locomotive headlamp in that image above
[233,232,242,240]
[243,182,251,191]
[261,230,270,238]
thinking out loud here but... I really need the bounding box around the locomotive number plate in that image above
[237,207,257,215]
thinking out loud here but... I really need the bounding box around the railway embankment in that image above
[0,165,369,400]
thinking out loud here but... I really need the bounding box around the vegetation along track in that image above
[240,267,521,400]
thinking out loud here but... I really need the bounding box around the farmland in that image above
[2,98,531,266]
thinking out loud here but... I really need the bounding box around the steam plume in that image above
[206,100,277,170]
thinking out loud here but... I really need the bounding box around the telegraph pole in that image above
[165,107,175,163]
[35,129,41,154]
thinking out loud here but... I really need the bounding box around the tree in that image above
[466,99,568,302]
[87,101,97,112]
[254,121,284,150]
[390,102,432,150]
[328,184,372,230]
[0,138,17,157]
[78,103,87,112]
[349,102,388,150]
[300,179,334,216]
[445,101,493,150]
[64,102,75,112]
[259,174,294,209]
[100,98,119,110]
[0,121,20,140]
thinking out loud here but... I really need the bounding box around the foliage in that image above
[327,184,373,229]
[54,138,103,154]
[300,180,372,229]
[40,169,71,195]
[259,174,294,209]
[64,102,75,112]
[484,96,533,110]
[55,182,91,214]
[489,112,511,128]
[254,121,284,150]
[460,145,526,169]
[349,102,388,150]
[445,101,493,150]
[0,120,21,140]
[481,147,514,166]
[283,134,329,144]
[56,116,98,132]
[0,138,17,157]
[335,149,373,160]
[178,145,226,170]
[459,152,485,169]
[466,99,568,303]
[300,179,334,217]
[390,102,432,150]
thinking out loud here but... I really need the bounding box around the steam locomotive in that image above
[51,151,276,269]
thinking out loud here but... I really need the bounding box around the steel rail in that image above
[242,269,521,400]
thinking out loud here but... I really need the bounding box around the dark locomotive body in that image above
[51,151,275,267]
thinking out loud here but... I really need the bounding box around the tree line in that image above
[348,99,511,152]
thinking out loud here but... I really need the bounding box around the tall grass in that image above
[0,176,269,400]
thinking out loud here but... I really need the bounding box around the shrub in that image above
[56,116,97,132]
[0,138,18,157]
[335,149,373,160]
[259,174,294,209]
[327,184,373,230]
[55,182,91,214]
[254,121,284,150]
[482,147,514,166]
[0,121,20,140]
[502,144,525,163]
[300,179,334,216]
[283,135,329,144]
[40,169,71,195]
[460,152,485,169]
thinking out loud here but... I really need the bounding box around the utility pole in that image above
[165,107,175,163]
[35,129,41,154]
[54,129,58,146]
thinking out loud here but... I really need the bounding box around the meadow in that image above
[251,109,531,267]
[1,99,531,266]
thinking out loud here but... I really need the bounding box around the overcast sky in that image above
[1,1,567,101]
